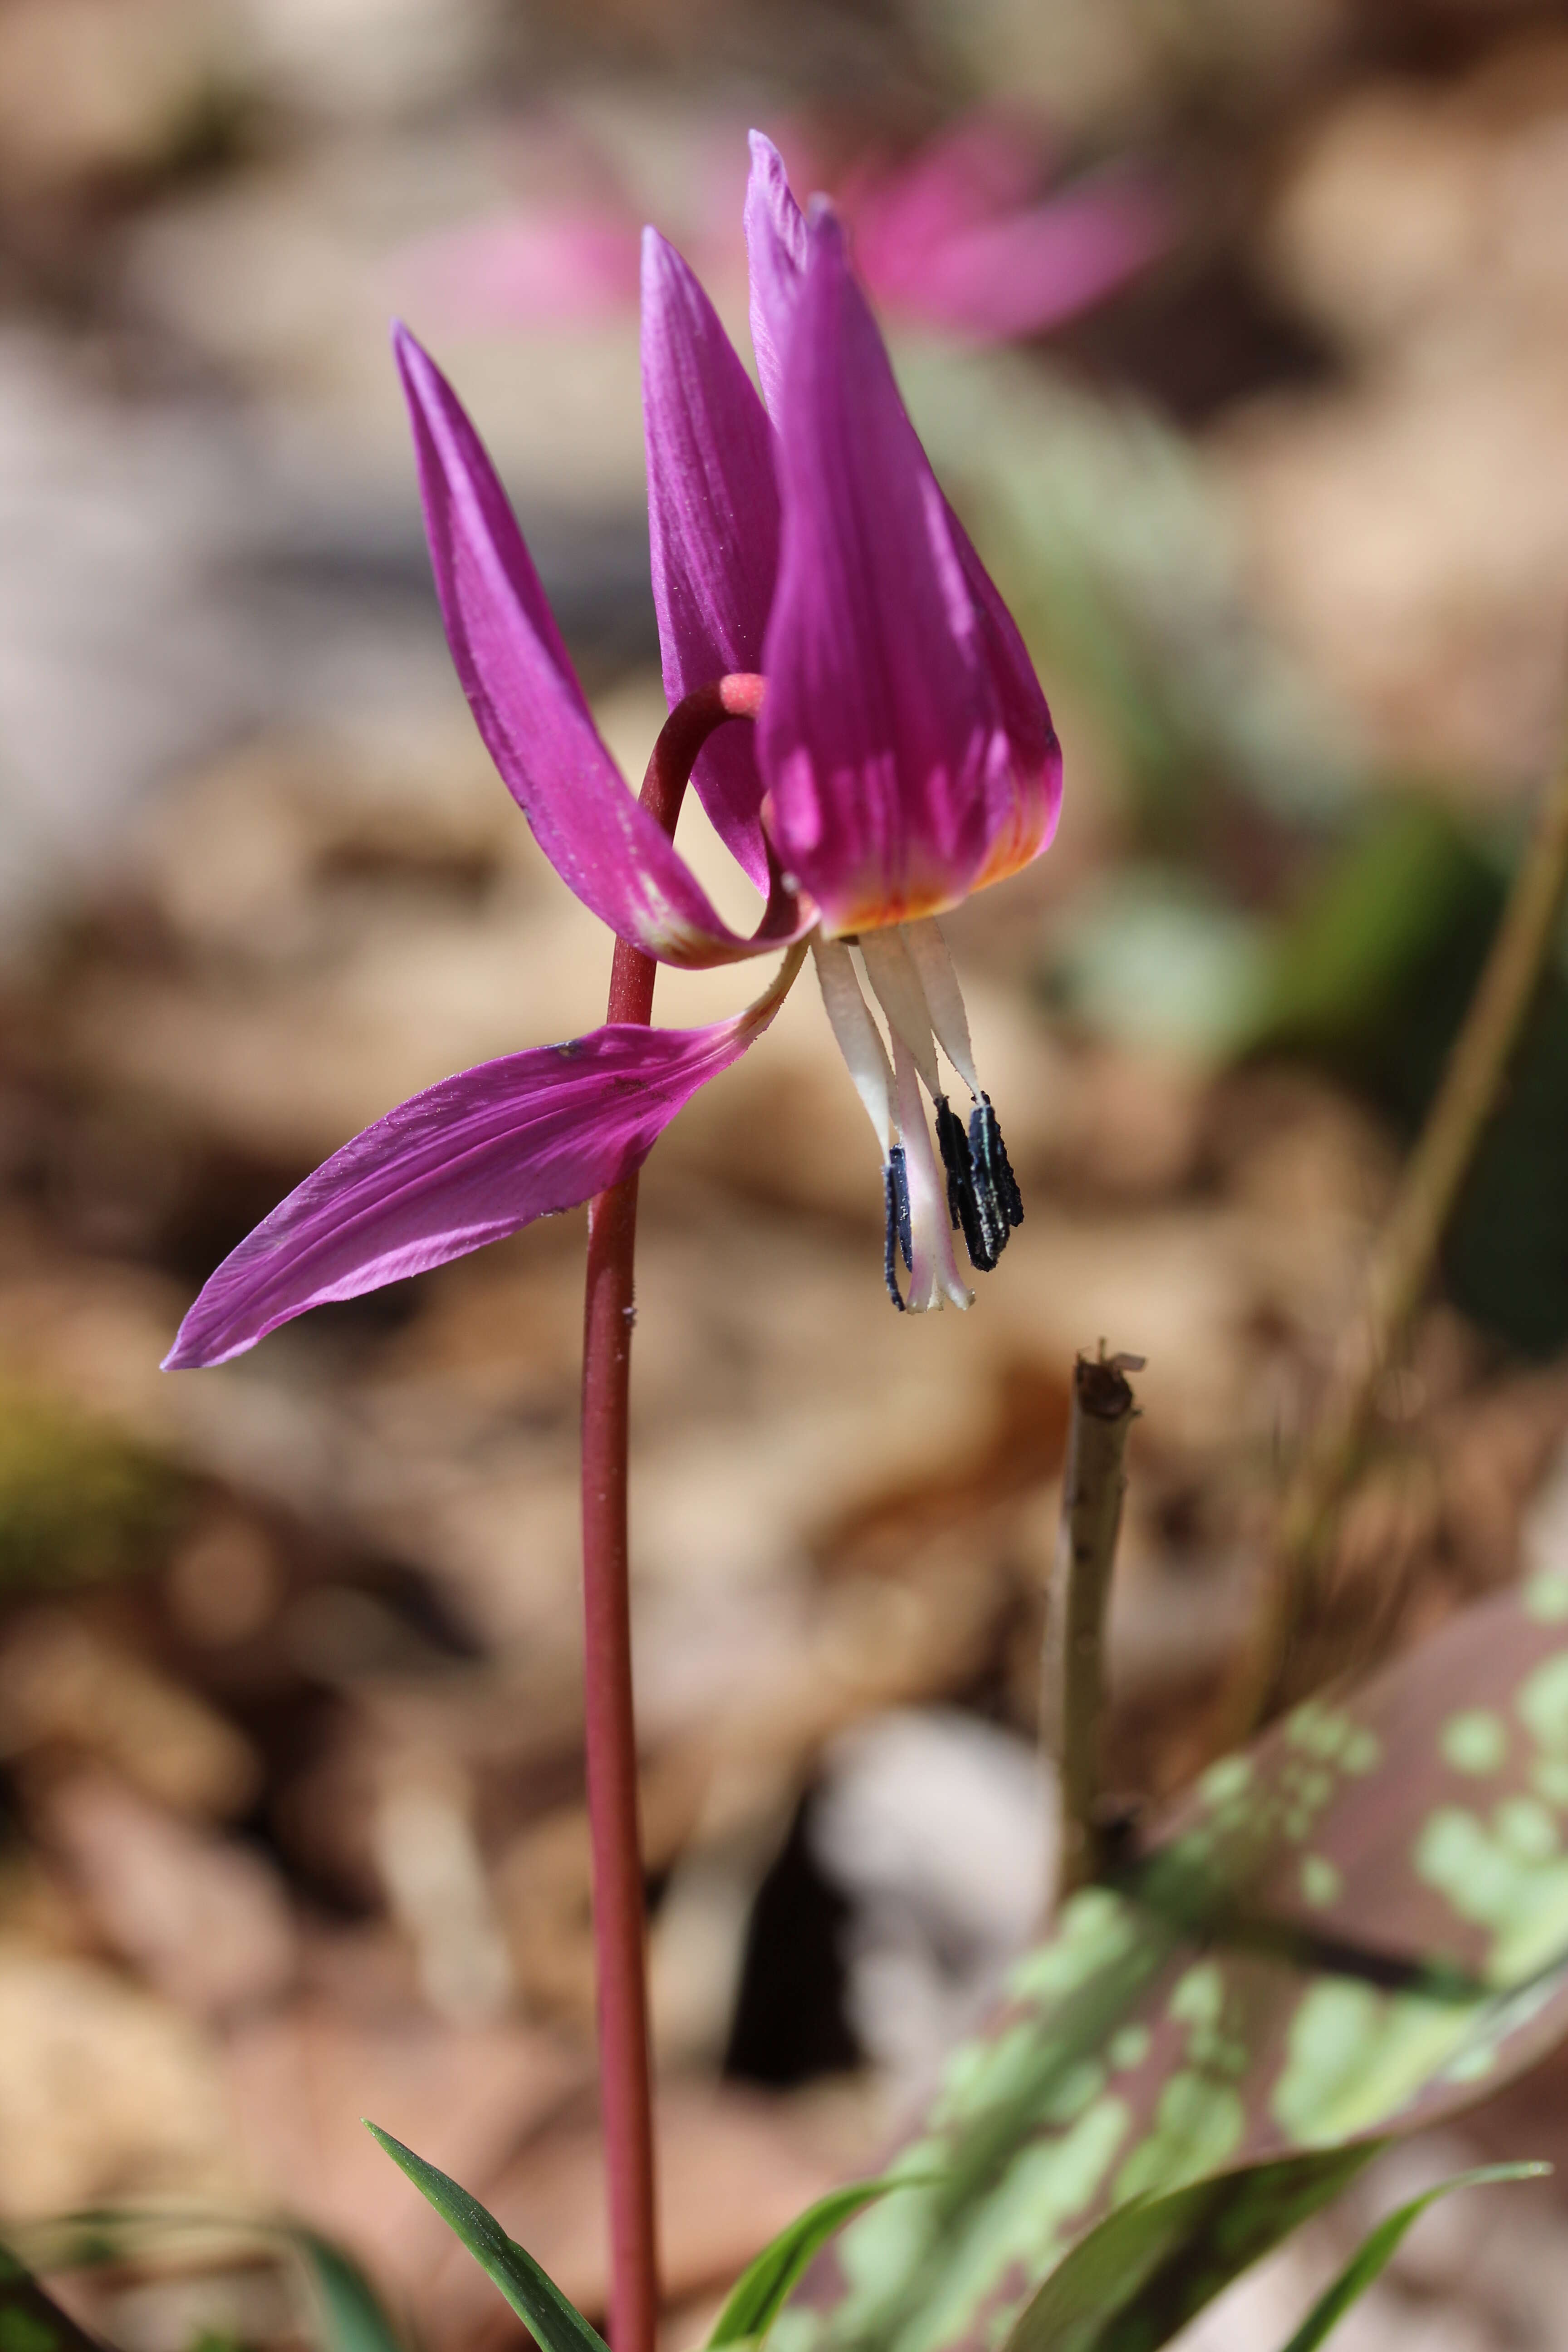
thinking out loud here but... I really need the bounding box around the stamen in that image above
[935,1095,1000,1273]
[812,937,894,1152]
[891,1032,972,1313]
[813,932,988,1311]
[902,917,982,1100]
[857,931,942,1100]
[883,1149,911,1310]
[889,1146,913,1269]
[970,1096,1024,1233]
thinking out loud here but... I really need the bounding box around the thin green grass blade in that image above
[1275,2162,1549,2352]
[366,2123,607,2352]
[293,2231,407,2352]
[708,2181,915,2350]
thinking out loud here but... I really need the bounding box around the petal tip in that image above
[639,221,683,299]
[391,318,440,407]
[162,1315,247,1372]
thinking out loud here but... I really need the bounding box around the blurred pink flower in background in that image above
[843,118,1169,341]
[428,210,644,323]
[399,113,1170,346]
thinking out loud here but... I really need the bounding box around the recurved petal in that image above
[756,213,1002,933]
[164,950,805,1369]
[743,130,808,420]
[642,229,779,891]
[945,501,1063,888]
[394,323,788,968]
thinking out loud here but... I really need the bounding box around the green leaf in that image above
[709,2180,917,2350]
[789,1580,1568,2352]
[366,2122,607,2352]
[1000,2146,1379,2352]
[1276,2162,1548,2352]
[293,2231,407,2352]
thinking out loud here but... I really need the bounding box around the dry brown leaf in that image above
[35,1769,298,2019]
[0,1945,234,2219]
[0,1609,259,1817]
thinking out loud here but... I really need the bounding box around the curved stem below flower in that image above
[579,672,764,2352]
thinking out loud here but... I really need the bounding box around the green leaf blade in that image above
[366,2122,607,2352]
[1276,2162,1548,2352]
[708,2180,913,2351]
[293,2231,407,2352]
[999,2147,1379,2352]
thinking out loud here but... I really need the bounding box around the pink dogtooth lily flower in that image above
[164,135,1062,1371]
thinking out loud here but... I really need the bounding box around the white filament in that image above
[812,936,894,1153]
[902,917,982,1101]
[857,928,943,1101]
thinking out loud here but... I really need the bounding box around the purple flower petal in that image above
[945,500,1063,892]
[756,211,1058,934]
[164,949,805,1369]
[743,131,808,421]
[641,228,779,891]
[394,323,804,967]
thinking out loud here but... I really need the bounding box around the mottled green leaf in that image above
[367,2123,606,2352]
[710,2183,919,2351]
[1275,2162,1547,2352]
[779,1582,1568,2352]
[1000,2146,1378,2352]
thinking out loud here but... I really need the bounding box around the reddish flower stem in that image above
[580,673,765,2352]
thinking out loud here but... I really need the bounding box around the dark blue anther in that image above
[882,1150,911,1310]
[935,1095,999,1272]
[969,1096,1024,1237]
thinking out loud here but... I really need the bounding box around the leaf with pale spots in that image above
[778,1578,1568,2352]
